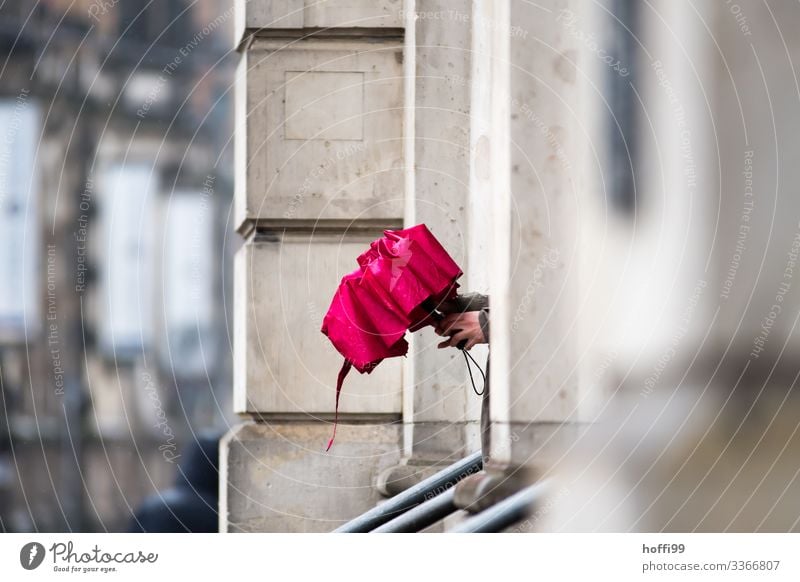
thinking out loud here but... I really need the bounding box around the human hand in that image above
[434,311,487,350]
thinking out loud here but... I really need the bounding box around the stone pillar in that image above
[222,0,408,532]
[452,0,589,506]
[494,0,587,471]
[377,0,482,496]
[380,0,500,502]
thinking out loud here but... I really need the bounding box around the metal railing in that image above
[336,451,550,533]
[450,480,549,533]
[334,451,483,533]
[373,488,457,533]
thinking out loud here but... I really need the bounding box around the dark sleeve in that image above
[445,292,489,313]
[478,308,490,342]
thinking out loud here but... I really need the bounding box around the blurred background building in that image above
[0,0,236,531]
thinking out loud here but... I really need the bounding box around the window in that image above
[98,162,158,357]
[161,189,215,378]
[0,97,40,342]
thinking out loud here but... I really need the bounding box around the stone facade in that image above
[224,0,408,532]
[225,0,800,532]
[223,0,596,532]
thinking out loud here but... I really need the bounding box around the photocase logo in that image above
[20,542,45,570]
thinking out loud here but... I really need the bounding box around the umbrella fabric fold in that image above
[321,224,462,449]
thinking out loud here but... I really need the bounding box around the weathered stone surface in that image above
[234,232,403,415]
[403,0,480,461]
[220,422,402,532]
[235,37,404,228]
[482,0,585,468]
[284,71,364,141]
[504,0,582,426]
[235,0,403,43]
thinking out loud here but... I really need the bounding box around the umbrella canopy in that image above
[321,224,462,449]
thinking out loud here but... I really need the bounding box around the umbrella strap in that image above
[326,359,353,451]
[461,349,486,396]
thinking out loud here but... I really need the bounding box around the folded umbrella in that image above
[321,224,462,449]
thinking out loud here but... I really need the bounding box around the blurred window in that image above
[98,162,158,357]
[162,190,214,378]
[0,99,40,342]
[118,0,189,49]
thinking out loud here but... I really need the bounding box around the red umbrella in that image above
[321,224,462,449]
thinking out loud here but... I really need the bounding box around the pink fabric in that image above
[321,224,462,373]
[320,224,461,449]
[325,359,353,452]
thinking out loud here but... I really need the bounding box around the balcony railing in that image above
[335,451,549,533]
[335,452,483,533]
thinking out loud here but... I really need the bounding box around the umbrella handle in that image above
[420,298,444,321]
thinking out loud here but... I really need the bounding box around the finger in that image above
[438,331,466,349]
[465,338,478,351]
[435,317,452,335]
[450,330,469,346]
[441,317,464,335]
[437,315,459,330]
[448,329,464,342]
[439,313,457,328]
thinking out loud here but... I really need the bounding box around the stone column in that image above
[494,0,587,471]
[222,0,408,532]
[451,0,589,508]
[377,0,482,496]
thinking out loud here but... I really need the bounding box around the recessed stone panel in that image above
[284,71,364,141]
[235,38,404,227]
[234,233,403,415]
[220,422,402,532]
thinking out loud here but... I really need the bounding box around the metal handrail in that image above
[373,488,456,533]
[334,451,483,533]
[449,480,549,533]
